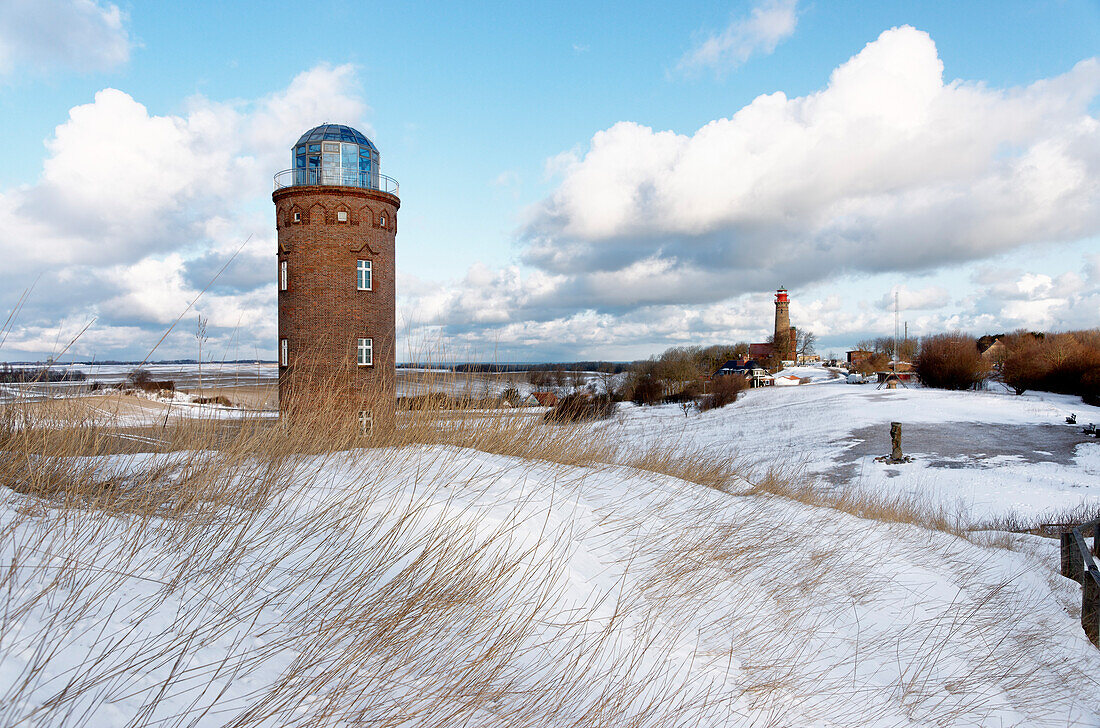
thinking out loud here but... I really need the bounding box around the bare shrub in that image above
[630,374,662,406]
[500,385,521,406]
[1001,329,1100,403]
[192,395,232,406]
[544,392,616,423]
[915,332,990,390]
[700,374,747,411]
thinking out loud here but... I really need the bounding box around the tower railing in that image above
[274,169,399,196]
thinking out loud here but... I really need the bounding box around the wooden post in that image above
[1062,532,1082,583]
[1083,572,1100,647]
[890,422,903,461]
[1093,523,1100,559]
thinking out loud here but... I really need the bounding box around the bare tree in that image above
[797,330,817,357]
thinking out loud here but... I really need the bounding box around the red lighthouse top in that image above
[775,288,788,303]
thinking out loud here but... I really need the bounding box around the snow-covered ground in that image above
[0,363,278,403]
[2,445,1097,726]
[601,371,1100,524]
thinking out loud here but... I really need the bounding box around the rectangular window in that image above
[357,260,372,291]
[337,210,348,222]
[280,260,287,291]
[358,410,373,436]
[280,338,288,367]
[357,337,373,366]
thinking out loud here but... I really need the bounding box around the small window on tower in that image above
[293,211,301,223]
[280,260,287,291]
[337,210,348,222]
[280,339,288,367]
[379,213,387,227]
[357,337,373,367]
[357,260,372,291]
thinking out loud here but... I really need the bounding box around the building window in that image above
[280,260,287,291]
[358,410,373,436]
[379,213,387,227]
[337,210,348,222]
[280,339,288,367]
[357,260,372,291]
[293,211,301,223]
[357,337,373,366]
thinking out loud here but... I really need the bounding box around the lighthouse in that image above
[272,124,400,431]
[773,288,796,363]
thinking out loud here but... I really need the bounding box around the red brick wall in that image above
[272,185,400,418]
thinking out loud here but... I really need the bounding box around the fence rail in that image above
[1059,516,1100,646]
[273,169,399,196]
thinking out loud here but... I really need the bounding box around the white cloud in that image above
[0,0,131,74]
[876,285,950,311]
[521,27,1100,303]
[678,0,798,75]
[0,65,367,360]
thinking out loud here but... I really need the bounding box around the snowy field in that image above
[3,365,1100,724]
[2,444,1098,726]
[0,363,278,403]
[601,366,1100,524]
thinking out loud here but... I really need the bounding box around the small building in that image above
[714,360,772,388]
[978,336,1007,364]
[775,375,801,387]
[796,353,821,365]
[875,370,915,384]
[847,350,872,367]
[748,343,773,360]
[530,391,558,407]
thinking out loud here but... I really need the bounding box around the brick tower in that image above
[773,288,796,362]
[272,124,400,430]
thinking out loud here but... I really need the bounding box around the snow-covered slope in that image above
[2,445,1097,726]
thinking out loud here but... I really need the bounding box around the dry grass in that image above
[0,367,1096,726]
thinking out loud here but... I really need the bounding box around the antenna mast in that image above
[893,290,899,372]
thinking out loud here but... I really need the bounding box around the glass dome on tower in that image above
[275,123,397,194]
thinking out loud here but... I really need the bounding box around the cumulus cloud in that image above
[678,0,798,75]
[0,65,366,360]
[0,0,131,74]
[519,27,1100,306]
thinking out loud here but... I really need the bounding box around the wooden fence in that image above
[1059,517,1100,647]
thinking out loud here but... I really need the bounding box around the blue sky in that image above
[0,0,1098,363]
